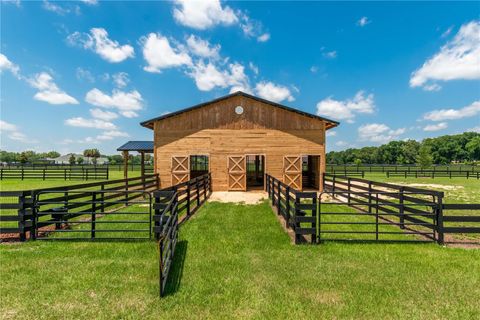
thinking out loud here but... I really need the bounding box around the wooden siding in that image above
[152,95,327,191]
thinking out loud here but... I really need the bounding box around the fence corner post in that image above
[18,194,26,242]
[436,192,445,245]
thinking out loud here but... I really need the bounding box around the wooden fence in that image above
[266,174,317,244]
[0,174,158,241]
[0,167,109,180]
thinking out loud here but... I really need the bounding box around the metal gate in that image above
[318,191,438,242]
[34,190,152,240]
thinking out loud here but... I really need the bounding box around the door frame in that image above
[244,153,267,191]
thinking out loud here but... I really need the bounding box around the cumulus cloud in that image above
[141,33,192,73]
[316,91,375,123]
[186,35,220,59]
[43,1,79,15]
[112,72,129,88]
[323,50,337,59]
[65,117,117,130]
[410,20,480,90]
[326,131,337,137]
[188,61,250,93]
[423,122,448,132]
[357,16,371,27]
[0,53,20,77]
[96,130,129,141]
[28,72,79,105]
[0,120,32,143]
[257,33,270,42]
[468,126,480,133]
[67,28,134,63]
[89,108,118,121]
[254,81,294,103]
[423,100,480,121]
[358,123,405,143]
[173,0,238,30]
[85,88,143,117]
[76,67,95,83]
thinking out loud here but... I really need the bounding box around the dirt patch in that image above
[208,191,267,205]
[394,182,464,191]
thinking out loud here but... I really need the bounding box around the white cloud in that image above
[43,1,71,15]
[249,62,259,75]
[0,53,20,77]
[410,20,480,90]
[67,28,134,63]
[357,16,370,27]
[257,33,270,42]
[188,61,250,93]
[310,66,318,73]
[326,130,337,137]
[186,35,220,59]
[65,117,117,130]
[323,51,337,59]
[468,126,480,133]
[141,33,192,73]
[336,141,348,147]
[90,108,118,121]
[358,123,405,143]
[76,67,95,83]
[254,81,294,103]
[0,120,32,143]
[2,0,21,7]
[316,91,375,123]
[441,26,453,38]
[96,130,129,141]
[28,72,79,105]
[112,72,129,88]
[173,0,238,30]
[85,88,143,117]
[80,0,98,5]
[423,100,480,121]
[423,122,448,132]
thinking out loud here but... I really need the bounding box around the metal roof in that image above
[117,141,154,152]
[140,91,340,129]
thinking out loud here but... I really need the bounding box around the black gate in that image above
[34,190,152,240]
[318,191,438,243]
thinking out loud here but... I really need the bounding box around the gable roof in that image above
[140,91,339,130]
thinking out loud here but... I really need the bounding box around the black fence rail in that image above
[386,170,480,179]
[327,164,480,173]
[0,174,158,241]
[0,167,109,180]
[153,173,211,297]
[318,191,437,243]
[331,170,365,178]
[323,174,480,244]
[266,174,317,244]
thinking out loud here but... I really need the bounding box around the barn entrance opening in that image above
[302,155,320,190]
[190,155,209,179]
[246,155,265,190]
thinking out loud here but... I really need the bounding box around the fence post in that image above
[311,195,317,244]
[186,182,191,217]
[399,187,405,229]
[277,183,281,215]
[368,181,372,214]
[43,169,46,180]
[91,192,96,240]
[18,194,26,242]
[436,192,444,245]
[294,194,301,244]
[21,167,24,180]
[196,178,200,207]
[285,186,290,227]
[375,193,379,241]
[332,175,336,197]
[347,178,351,205]
[30,191,37,240]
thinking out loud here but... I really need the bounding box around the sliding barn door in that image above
[283,156,302,190]
[171,156,189,185]
[228,155,246,191]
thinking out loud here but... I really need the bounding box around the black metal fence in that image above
[0,174,158,241]
[0,167,109,180]
[1,163,153,172]
[327,164,479,173]
[266,174,317,244]
[386,170,479,179]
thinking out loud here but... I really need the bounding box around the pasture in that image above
[1,201,479,319]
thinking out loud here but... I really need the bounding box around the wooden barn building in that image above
[140,91,339,192]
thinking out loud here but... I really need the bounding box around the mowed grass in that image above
[0,170,141,191]
[1,201,479,319]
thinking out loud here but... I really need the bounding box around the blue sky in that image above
[1,0,479,155]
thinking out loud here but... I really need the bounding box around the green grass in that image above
[1,201,479,319]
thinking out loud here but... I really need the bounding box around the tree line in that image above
[327,132,480,165]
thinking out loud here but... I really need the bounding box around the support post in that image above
[399,187,405,229]
[140,151,145,188]
[122,150,129,180]
[436,192,445,245]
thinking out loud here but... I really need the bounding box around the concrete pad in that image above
[208,191,267,205]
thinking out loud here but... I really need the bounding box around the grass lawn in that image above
[1,201,479,319]
[0,170,141,191]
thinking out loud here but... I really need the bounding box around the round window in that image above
[235,106,244,115]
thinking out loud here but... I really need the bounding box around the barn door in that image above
[228,156,246,191]
[171,156,189,185]
[283,156,302,190]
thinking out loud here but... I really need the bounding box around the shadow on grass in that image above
[163,240,188,297]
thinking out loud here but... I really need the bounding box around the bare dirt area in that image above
[208,191,267,205]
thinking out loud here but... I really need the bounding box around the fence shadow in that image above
[163,240,188,296]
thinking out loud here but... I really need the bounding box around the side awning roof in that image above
[117,141,154,152]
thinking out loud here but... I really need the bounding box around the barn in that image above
[140,91,339,192]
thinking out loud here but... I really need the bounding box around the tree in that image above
[354,158,362,166]
[90,149,101,165]
[69,154,76,165]
[19,152,28,164]
[77,157,84,165]
[46,151,60,158]
[416,145,433,168]
[466,136,480,160]
[83,149,92,164]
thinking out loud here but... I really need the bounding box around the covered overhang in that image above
[116,141,154,179]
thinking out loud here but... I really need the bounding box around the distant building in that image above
[50,153,109,165]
